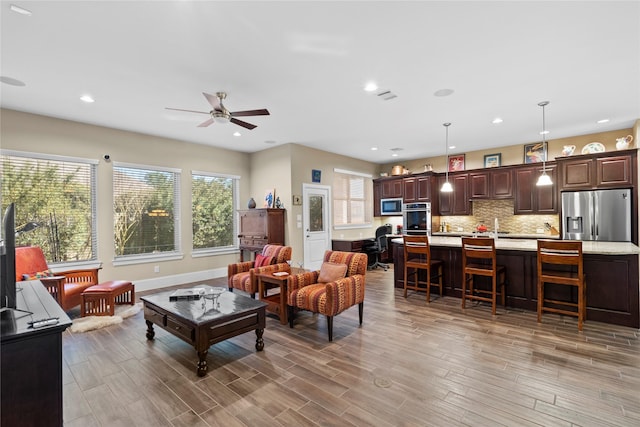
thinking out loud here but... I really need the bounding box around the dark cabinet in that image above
[403,174,432,202]
[469,172,490,199]
[238,208,285,260]
[438,173,471,215]
[491,168,514,198]
[514,164,557,214]
[559,150,635,190]
[373,181,381,217]
[470,168,513,199]
[380,177,403,198]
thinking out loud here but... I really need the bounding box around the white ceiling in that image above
[1,1,639,164]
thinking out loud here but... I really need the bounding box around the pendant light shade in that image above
[536,101,553,186]
[440,122,453,192]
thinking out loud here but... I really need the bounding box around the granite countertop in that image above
[391,236,640,255]
[431,231,560,239]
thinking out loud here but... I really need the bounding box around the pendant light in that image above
[536,101,553,186]
[440,122,453,192]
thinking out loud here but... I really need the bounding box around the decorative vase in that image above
[247,197,256,209]
[561,145,576,156]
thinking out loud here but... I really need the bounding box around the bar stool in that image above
[461,237,506,315]
[403,235,443,303]
[537,239,586,331]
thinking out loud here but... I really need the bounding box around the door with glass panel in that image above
[303,183,331,271]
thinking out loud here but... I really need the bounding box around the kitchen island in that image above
[392,236,640,328]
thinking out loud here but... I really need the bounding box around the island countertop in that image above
[391,236,640,255]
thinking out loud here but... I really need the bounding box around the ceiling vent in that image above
[377,90,397,101]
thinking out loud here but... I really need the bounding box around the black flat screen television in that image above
[1,203,17,309]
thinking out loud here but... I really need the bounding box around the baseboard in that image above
[133,267,227,292]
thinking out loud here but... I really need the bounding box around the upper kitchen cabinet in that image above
[403,174,432,203]
[379,176,403,198]
[558,149,636,190]
[469,168,513,199]
[438,173,471,215]
[514,164,557,214]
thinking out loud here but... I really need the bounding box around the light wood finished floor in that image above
[62,267,640,426]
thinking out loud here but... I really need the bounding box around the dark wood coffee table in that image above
[141,285,266,377]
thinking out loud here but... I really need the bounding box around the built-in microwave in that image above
[380,198,403,216]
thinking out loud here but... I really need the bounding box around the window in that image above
[192,171,238,252]
[333,168,373,228]
[1,150,98,263]
[113,162,180,259]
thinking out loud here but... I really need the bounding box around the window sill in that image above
[50,260,103,272]
[192,247,239,258]
[112,252,184,267]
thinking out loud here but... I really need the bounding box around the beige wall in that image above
[381,126,637,176]
[1,109,251,287]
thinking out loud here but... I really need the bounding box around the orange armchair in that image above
[15,246,100,311]
[227,244,292,298]
[287,250,367,341]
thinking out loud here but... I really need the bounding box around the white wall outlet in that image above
[154,265,160,273]
[457,227,463,231]
[536,228,545,234]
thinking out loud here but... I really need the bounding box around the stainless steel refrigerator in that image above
[562,189,632,242]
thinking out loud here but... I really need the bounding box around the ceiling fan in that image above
[166,92,270,130]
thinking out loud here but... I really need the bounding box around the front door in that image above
[303,183,331,271]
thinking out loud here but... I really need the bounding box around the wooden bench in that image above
[81,280,135,316]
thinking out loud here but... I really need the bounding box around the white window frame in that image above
[112,161,183,266]
[191,170,239,257]
[1,149,99,267]
[333,168,373,230]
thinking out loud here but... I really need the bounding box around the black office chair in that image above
[366,225,390,271]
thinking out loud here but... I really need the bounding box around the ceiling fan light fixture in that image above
[213,110,230,124]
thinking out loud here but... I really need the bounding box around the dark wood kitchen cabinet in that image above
[438,173,471,215]
[403,174,432,202]
[558,150,635,190]
[514,164,557,214]
[470,168,513,199]
[379,176,403,198]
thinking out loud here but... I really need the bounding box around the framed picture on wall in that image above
[524,142,546,163]
[312,169,321,183]
[484,153,501,168]
[448,155,465,172]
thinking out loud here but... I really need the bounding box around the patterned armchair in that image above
[287,250,367,341]
[15,246,100,311]
[228,244,292,298]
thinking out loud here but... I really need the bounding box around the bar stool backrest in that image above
[537,240,583,274]
[461,237,497,269]
[403,235,431,264]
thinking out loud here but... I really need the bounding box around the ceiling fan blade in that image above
[231,109,270,117]
[165,107,209,114]
[202,92,221,110]
[230,118,257,130]
[197,118,215,127]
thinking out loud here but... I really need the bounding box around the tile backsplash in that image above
[437,199,560,235]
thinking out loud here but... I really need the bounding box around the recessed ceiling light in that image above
[492,117,503,124]
[434,88,454,97]
[597,118,610,124]
[233,131,241,137]
[371,147,378,151]
[80,95,95,103]
[391,153,399,157]
[364,82,378,92]
[10,4,32,16]
[449,145,456,150]
[264,140,277,144]
[0,76,26,86]
[539,130,549,135]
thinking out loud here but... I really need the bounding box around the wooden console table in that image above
[1,281,72,427]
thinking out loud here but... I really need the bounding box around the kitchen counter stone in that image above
[391,236,640,255]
